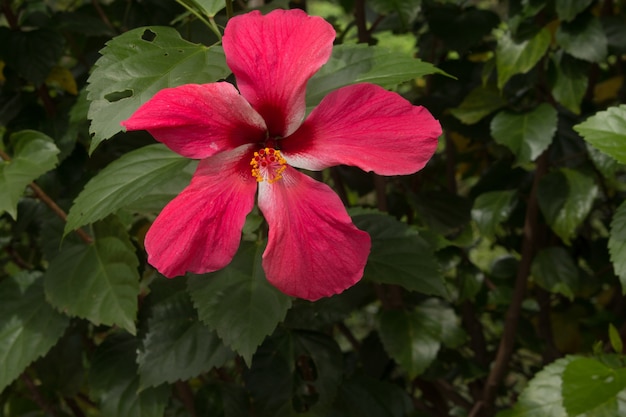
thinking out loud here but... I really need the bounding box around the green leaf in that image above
[122,166,195,213]
[193,382,250,416]
[188,241,292,364]
[306,44,447,108]
[189,0,225,17]
[368,0,421,28]
[289,331,343,413]
[450,85,507,125]
[472,190,517,237]
[87,27,231,153]
[496,27,551,88]
[333,374,413,417]
[556,16,608,63]
[426,5,500,53]
[587,142,620,179]
[34,331,85,397]
[0,130,60,219]
[562,357,626,416]
[497,356,573,417]
[574,105,626,164]
[550,52,588,115]
[555,0,594,22]
[411,191,472,236]
[537,168,598,244]
[0,28,65,85]
[246,330,343,416]
[604,16,626,54]
[490,103,558,165]
[245,332,293,416]
[0,272,70,393]
[378,300,463,378]
[44,216,139,334]
[458,264,485,302]
[608,201,626,294]
[378,311,436,377]
[351,211,446,296]
[417,299,466,348]
[531,247,579,299]
[137,291,232,388]
[89,333,169,417]
[537,171,569,225]
[560,168,598,240]
[65,144,196,234]
[609,324,624,354]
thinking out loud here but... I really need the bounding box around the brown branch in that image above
[64,397,86,417]
[1,0,19,29]
[374,176,388,212]
[28,182,93,244]
[367,14,385,36]
[432,379,473,410]
[336,321,360,351]
[213,366,234,382]
[329,167,349,206]
[4,245,34,269]
[354,0,370,44]
[469,152,549,417]
[461,300,488,367]
[536,288,561,363]
[373,283,404,310]
[444,133,457,194]
[174,381,197,417]
[37,84,57,116]
[21,373,60,417]
[91,0,116,34]
[0,149,93,244]
[415,380,449,416]
[0,6,58,114]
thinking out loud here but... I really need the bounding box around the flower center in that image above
[250,147,287,183]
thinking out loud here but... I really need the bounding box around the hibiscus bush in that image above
[2,0,626,416]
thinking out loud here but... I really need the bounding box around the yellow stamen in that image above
[250,147,287,183]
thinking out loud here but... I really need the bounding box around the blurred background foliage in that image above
[2,0,626,416]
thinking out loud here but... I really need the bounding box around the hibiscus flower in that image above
[121,9,441,301]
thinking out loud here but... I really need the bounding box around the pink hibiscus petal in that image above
[145,145,257,277]
[121,83,267,159]
[257,166,371,301]
[281,83,442,175]
[223,9,335,138]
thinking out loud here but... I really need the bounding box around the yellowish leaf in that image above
[45,66,78,95]
[593,75,624,104]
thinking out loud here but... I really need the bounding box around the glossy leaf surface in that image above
[137,291,232,388]
[188,242,292,364]
[352,211,446,296]
[65,144,195,234]
[45,217,139,334]
[0,273,69,392]
[87,27,230,152]
[490,103,558,165]
[0,131,59,219]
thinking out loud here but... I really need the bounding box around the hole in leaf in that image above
[292,355,320,413]
[292,383,318,413]
[295,355,318,381]
[104,89,133,102]
[141,29,156,42]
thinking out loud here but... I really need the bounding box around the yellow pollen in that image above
[250,147,287,183]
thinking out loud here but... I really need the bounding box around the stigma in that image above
[250,147,287,183]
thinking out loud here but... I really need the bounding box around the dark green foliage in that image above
[2,0,626,416]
